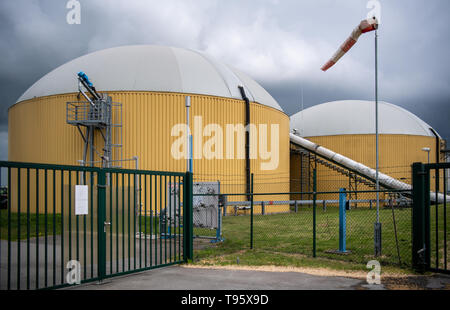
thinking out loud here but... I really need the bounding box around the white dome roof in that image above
[290,100,438,138]
[17,45,282,111]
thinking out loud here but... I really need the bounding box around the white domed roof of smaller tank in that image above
[16,45,282,111]
[290,100,439,138]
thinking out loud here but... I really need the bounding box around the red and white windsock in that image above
[321,17,378,71]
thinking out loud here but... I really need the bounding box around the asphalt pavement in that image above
[66,265,373,290]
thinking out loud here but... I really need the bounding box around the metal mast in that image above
[374,29,382,257]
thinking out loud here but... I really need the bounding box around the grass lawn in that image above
[193,205,449,270]
[0,209,162,241]
[0,209,62,241]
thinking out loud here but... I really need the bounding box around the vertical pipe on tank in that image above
[238,86,251,200]
[90,127,95,167]
[185,96,192,173]
[429,128,440,165]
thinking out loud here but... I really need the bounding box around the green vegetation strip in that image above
[0,210,62,241]
[194,206,448,269]
[191,248,416,275]
[0,210,161,241]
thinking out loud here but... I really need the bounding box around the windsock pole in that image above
[375,29,379,224]
[320,17,382,256]
[374,29,382,257]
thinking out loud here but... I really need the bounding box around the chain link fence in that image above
[192,171,413,268]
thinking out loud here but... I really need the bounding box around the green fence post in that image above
[97,170,107,281]
[313,169,317,258]
[250,173,254,250]
[183,171,193,261]
[412,162,430,271]
[338,188,347,253]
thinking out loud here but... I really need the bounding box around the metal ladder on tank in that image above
[66,72,123,168]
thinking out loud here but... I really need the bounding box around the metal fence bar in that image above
[413,163,450,273]
[412,162,430,271]
[7,167,11,289]
[52,170,56,286]
[223,198,407,207]
[312,169,316,258]
[26,168,30,290]
[0,161,188,176]
[97,170,106,281]
[122,172,125,273]
[68,171,72,272]
[90,171,94,278]
[444,167,447,270]
[159,175,162,265]
[144,174,148,268]
[0,170,1,287]
[44,169,48,288]
[110,172,113,275]
[35,169,39,289]
[154,175,158,267]
[178,175,181,263]
[250,173,254,250]
[83,171,87,281]
[169,175,172,263]
[150,175,153,268]
[116,172,119,274]
[435,166,439,269]
[183,172,193,261]
[133,173,136,271]
[139,174,142,270]
[164,175,167,265]
[60,170,64,286]
[192,189,411,197]
[76,172,80,269]
[127,173,131,271]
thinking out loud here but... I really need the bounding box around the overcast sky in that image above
[0,0,449,163]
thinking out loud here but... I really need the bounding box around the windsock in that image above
[321,17,378,71]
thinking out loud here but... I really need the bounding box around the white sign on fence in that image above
[75,185,89,215]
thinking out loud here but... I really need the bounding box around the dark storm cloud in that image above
[0,0,449,163]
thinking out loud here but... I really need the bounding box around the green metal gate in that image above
[0,161,193,289]
[412,162,449,274]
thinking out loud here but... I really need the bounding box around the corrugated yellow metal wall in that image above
[8,91,289,213]
[249,102,290,213]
